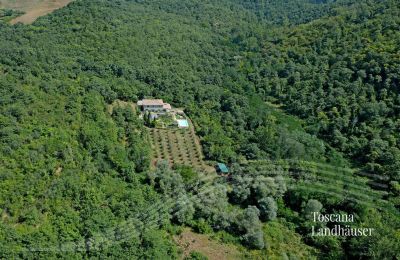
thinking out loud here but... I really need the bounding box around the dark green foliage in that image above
[241,0,400,185]
[233,0,340,25]
[192,219,213,235]
[185,251,208,260]
[0,0,399,258]
[0,8,23,23]
[140,229,178,260]
[174,165,198,184]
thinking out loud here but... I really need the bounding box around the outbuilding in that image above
[216,163,229,174]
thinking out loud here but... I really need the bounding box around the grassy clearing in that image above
[107,99,137,115]
[0,0,73,24]
[150,126,214,173]
[174,228,242,260]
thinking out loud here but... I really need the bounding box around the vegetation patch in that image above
[262,221,316,259]
[149,127,213,173]
[0,8,23,22]
[0,0,73,24]
[107,99,137,115]
[174,228,241,260]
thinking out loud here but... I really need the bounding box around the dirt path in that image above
[0,0,73,24]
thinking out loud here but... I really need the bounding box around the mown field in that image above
[0,0,72,24]
[150,127,214,173]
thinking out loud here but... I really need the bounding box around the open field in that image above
[107,99,137,115]
[149,126,214,173]
[0,0,73,24]
[174,228,241,260]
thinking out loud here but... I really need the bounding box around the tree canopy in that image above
[0,0,399,258]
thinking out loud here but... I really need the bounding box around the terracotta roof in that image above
[138,99,164,106]
[163,103,172,110]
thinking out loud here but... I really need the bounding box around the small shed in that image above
[216,163,229,174]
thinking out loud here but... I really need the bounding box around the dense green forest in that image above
[0,0,399,259]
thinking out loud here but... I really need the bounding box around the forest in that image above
[0,0,399,259]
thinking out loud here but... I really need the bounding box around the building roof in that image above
[138,99,164,106]
[163,103,172,110]
[217,163,229,173]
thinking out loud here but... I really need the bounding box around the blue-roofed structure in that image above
[216,163,229,174]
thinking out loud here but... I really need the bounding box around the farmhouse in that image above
[137,99,171,113]
[138,98,193,130]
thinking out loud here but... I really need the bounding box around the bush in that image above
[237,206,265,249]
[185,251,208,260]
[192,219,213,234]
[258,197,278,221]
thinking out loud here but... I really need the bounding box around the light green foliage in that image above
[258,221,317,259]
[302,199,323,220]
[237,206,265,249]
[258,197,278,221]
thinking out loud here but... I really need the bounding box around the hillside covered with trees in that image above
[0,0,399,259]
